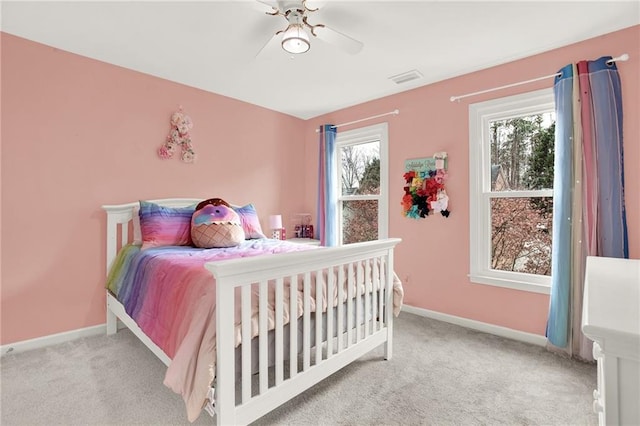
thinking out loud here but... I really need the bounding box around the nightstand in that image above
[286,238,321,246]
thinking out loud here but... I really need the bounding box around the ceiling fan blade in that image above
[313,25,363,55]
[235,0,279,14]
[229,0,278,14]
[255,0,279,13]
[255,31,283,58]
[304,0,326,11]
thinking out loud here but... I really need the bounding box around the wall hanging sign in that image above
[402,152,450,219]
[158,106,197,163]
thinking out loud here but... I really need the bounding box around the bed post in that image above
[106,214,118,335]
[215,281,236,426]
[105,214,118,275]
[384,249,394,360]
[106,298,118,335]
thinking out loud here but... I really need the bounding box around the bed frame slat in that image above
[259,280,268,394]
[378,258,385,332]
[241,285,252,404]
[373,260,378,333]
[347,263,354,347]
[315,270,323,364]
[383,257,393,360]
[365,258,371,338]
[356,261,363,342]
[289,274,298,378]
[326,266,335,358]
[275,278,284,386]
[302,272,311,371]
[337,265,345,353]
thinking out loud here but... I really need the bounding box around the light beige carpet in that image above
[0,312,596,425]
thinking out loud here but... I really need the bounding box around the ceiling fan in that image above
[254,0,364,56]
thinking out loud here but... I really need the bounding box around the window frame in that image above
[334,122,389,245]
[469,88,554,294]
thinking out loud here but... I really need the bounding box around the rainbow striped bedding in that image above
[105,239,319,421]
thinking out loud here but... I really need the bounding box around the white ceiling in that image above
[2,1,639,119]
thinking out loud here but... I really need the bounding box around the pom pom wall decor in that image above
[402,152,450,219]
[158,106,197,163]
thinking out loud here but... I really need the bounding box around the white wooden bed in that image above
[103,198,402,425]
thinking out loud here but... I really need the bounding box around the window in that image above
[335,123,389,245]
[469,88,555,294]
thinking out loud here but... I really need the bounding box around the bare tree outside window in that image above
[491,197,552,275]
[341,146,363,195]
[340,142,380,244]
[489,115,555,276]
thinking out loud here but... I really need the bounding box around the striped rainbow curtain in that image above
[316,124,337,246]
[546,56,628,360]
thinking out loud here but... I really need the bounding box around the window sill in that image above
[469,274,551,295]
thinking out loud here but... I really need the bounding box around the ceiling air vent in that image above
[389,69,423,85]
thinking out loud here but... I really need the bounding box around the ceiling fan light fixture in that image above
[281,24,310,54]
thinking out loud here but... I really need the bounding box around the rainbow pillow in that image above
[139,201,196,250]
[233,204,267,239]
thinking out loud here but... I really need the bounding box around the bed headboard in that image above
[101,198,202,275]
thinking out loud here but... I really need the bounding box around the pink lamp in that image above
[269,215,284,240]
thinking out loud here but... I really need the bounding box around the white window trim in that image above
[335,123,389,245]
[469,88,554,295]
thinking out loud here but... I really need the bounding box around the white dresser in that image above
[582,256,640,426]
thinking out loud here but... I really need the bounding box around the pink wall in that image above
[304,25,640,335]
[0,33,307,344]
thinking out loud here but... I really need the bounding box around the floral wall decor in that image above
[402,152,450,219]
[158,106,196,163]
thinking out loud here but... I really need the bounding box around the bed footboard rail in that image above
[206,238,401,426]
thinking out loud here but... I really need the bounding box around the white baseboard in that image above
[1,321,126,356]
[2,306,546,356]
[401,304,547,347]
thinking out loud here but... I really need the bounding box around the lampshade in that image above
[281,24,310,54]
[269,215,283,229]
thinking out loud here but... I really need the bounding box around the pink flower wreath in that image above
[158,107,196,163]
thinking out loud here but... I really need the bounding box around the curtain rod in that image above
[449,53,629,103]
[315,109,399,132]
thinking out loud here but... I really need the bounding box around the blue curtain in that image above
[316,125,337,246]
[547,57,628,358]
[547,63,574,349]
